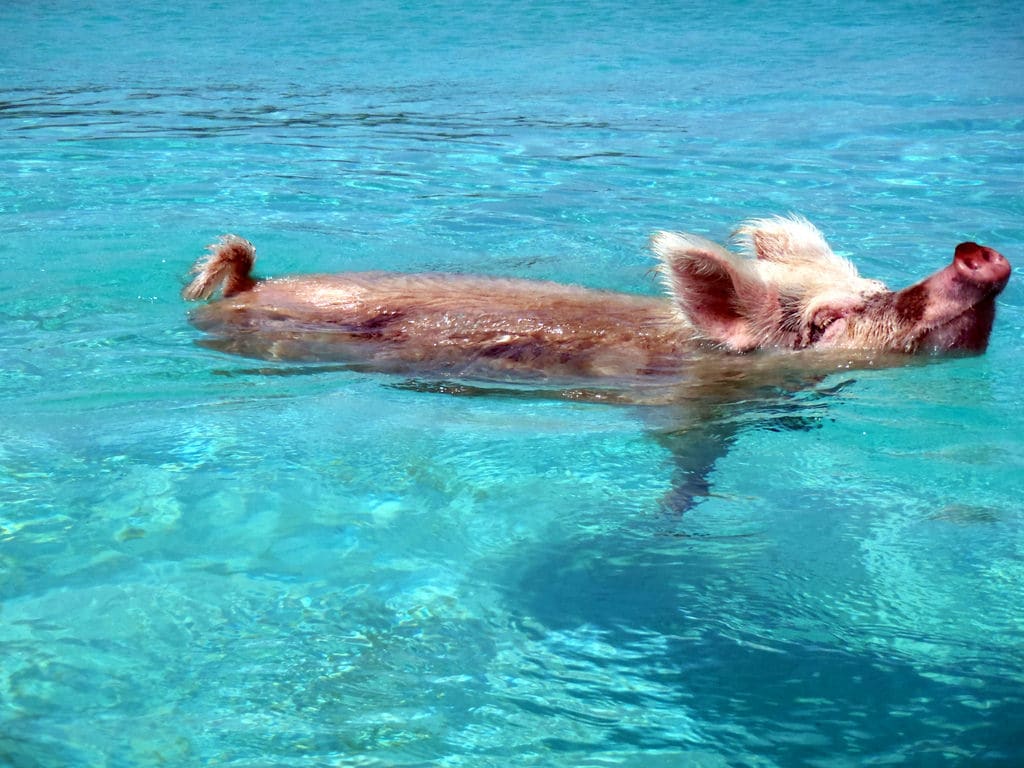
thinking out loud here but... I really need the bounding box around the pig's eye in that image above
[807,321,828,344]
[804,313,840,346]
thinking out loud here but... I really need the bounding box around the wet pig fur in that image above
[183,216,1010,380]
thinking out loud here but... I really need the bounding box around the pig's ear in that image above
[735,215,836,266]
[651,231,777,352]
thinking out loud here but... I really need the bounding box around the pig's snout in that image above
[953,242,1011,290]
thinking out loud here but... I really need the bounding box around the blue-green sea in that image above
[2,1,1023,765]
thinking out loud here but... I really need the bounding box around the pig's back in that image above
[190,272,695,379]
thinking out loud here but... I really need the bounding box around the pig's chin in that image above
[915,297,997,355]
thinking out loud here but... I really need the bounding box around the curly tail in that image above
[182,235,257,300]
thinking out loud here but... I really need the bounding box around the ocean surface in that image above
[2,1,1023,765]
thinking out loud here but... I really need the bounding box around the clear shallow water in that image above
[2,1,1024,765]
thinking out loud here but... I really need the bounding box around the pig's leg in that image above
[653,418,739,514]
[651,381,851,515]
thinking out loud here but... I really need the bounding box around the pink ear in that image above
[752,231,785,261]
[735,215,837,266]
[652,232,775,352]
[671,258,760,350]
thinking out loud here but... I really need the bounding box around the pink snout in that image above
[954,242,1011,290]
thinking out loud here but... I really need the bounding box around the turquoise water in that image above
[2,0,1024,765]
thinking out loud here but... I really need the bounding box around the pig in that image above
[182,215,1010,383]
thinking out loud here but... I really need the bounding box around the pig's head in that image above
[652,216,1010,356]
